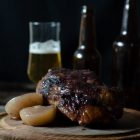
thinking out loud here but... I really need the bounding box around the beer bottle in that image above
[73,5,101,77]
[112,0,140,108]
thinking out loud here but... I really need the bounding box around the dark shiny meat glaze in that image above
[36,68,123,121]
[58,84,123,120]
[59,83,101,108]
[36,68,102,95]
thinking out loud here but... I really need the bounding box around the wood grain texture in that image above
[0,108,140,140]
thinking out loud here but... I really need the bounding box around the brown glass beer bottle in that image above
[73,5,101,77]
[112,0,140,108]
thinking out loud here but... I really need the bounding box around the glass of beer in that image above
[27,22,61,83]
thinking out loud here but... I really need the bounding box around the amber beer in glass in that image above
[27,22,61,83]
[112,0,140,108]
[73,5,101,77]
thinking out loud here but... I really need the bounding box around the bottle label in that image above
[29,40,60,54]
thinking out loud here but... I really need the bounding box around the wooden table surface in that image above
[0,82,35,105]
[0,109,140,140]
[0,82,140,140]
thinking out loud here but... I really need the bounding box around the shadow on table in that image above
[0,82,35,105]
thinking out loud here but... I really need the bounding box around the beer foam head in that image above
[29,40,60,54]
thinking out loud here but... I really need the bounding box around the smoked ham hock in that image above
[36,68,123,125]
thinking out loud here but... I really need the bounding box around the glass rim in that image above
[29,21,60,26]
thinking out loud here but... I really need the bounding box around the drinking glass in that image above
[27,22,61,83]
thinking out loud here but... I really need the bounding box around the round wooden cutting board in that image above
[0,108,140,140]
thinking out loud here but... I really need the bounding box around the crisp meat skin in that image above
[36,68,123,125]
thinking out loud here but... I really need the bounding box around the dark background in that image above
[0,0,140,85]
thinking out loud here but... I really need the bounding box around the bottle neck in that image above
[79,6,96,50]
[120,0,139,39]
